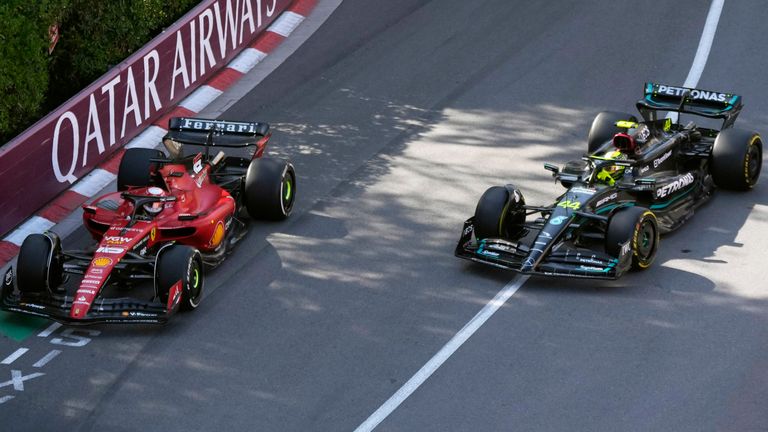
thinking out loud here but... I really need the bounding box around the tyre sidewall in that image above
[711,128,763,190]
[244,158,296,220]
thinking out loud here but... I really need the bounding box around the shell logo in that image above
[209,221,225,247]
[92,257,113,267]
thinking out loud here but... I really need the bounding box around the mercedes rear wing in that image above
[636,82,742,129]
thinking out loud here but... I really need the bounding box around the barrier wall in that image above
[0,0,294,237]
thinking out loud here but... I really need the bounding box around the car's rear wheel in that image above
[156,246,203,312]
[605,206,659,270]
[244,157,296,220]
[117,148,164,191]
[587,111,638,154]
[474,185,526,241]
[17,234,63,294]
[711,128,762,190]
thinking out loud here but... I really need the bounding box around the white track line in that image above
[37,322,62,338]
[353,1,726,430]
[684,0,725,88]
[33,350,62,368]
[1,348,29,365]
[354,276,528,432]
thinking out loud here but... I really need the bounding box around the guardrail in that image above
[0,0,295,237]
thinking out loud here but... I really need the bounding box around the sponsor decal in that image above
[656,85,728,102]
[571,187,596,195]
[90,268,103,274]
[620,240,631,257]
[477,249,500,258]
[132,236,148,251]
[557,200,580,210]
[150,227,157,242]
[656,173,695,198]
[122,311,156,318]
[209,221,225,247]
[487,243,513,252]
[122,227,144,233]
[78,288,97,295]
[463,225,473,236]
[193,153,203,174]
[523,258,535,267]
[579,265,605,272]
[81,280,101,285]
[20,303,45,310]
[653,150,672,168]
[181,118,262,134]
[595,193,617,208]
[103,235,130,244]
[78,296,86,301]
[195,171,207,188]
[96,246,125,254]
[549,216,568,225]
[638,165,650,175]
[577,255,603,265]
[4,270,13,286]
[512,190,521,203]
[539,231,552,239]
[92,257,113,267]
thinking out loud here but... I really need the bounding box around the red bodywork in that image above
[78,157,234,320]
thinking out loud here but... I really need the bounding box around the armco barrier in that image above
[0,0,296,237]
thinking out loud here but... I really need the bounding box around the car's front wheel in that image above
[605,207,659,270]
[156,245,203,312]
[17,233,64,294]
[473,185,526,241]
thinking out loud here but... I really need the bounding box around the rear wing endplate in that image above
[636,82,742,128]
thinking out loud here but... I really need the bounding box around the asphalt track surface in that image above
[2,1,768,431]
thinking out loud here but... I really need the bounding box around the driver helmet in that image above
[143,187,166,216]
[596,150,628,186]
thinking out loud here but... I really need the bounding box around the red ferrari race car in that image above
[1,117,296,324]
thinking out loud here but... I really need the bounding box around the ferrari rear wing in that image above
[164,117,271,148]
[636,82,742,128]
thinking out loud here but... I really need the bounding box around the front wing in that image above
[1,268,177,325]
[454,218,631,280]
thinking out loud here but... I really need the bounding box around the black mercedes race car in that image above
[455,83,762,279]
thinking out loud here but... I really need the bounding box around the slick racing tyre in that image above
[244,157,296,220]
[711,128,763,190]
[473,185,526,241]
[606,207,659,270]
[117,148,164,191]
[587,111,638,154]
[17,233,64,294]
[156,245,203,312]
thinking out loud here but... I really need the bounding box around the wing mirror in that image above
[544,163,560,176]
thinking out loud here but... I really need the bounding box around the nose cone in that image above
[70,257,112,319]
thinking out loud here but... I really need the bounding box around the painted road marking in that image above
[684,0,724,88]
[0,395,13,404]
[33,350,62,368]
[1,348,28,365]
[0,370,45,391]
[0,312,49,342]
[37,322,62,338]
[354,1,726,430]
[354,276,528,432]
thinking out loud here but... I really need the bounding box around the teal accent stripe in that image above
[650,188,693,209]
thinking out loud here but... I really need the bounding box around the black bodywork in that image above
[455,83,751,279]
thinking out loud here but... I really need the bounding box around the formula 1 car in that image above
[455,83,762,279]
[1,117,296,324]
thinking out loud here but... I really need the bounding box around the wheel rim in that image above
[636,220,656,260]
[188,261,201,302]
[747,143,762,185]
[281,175,295,214]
